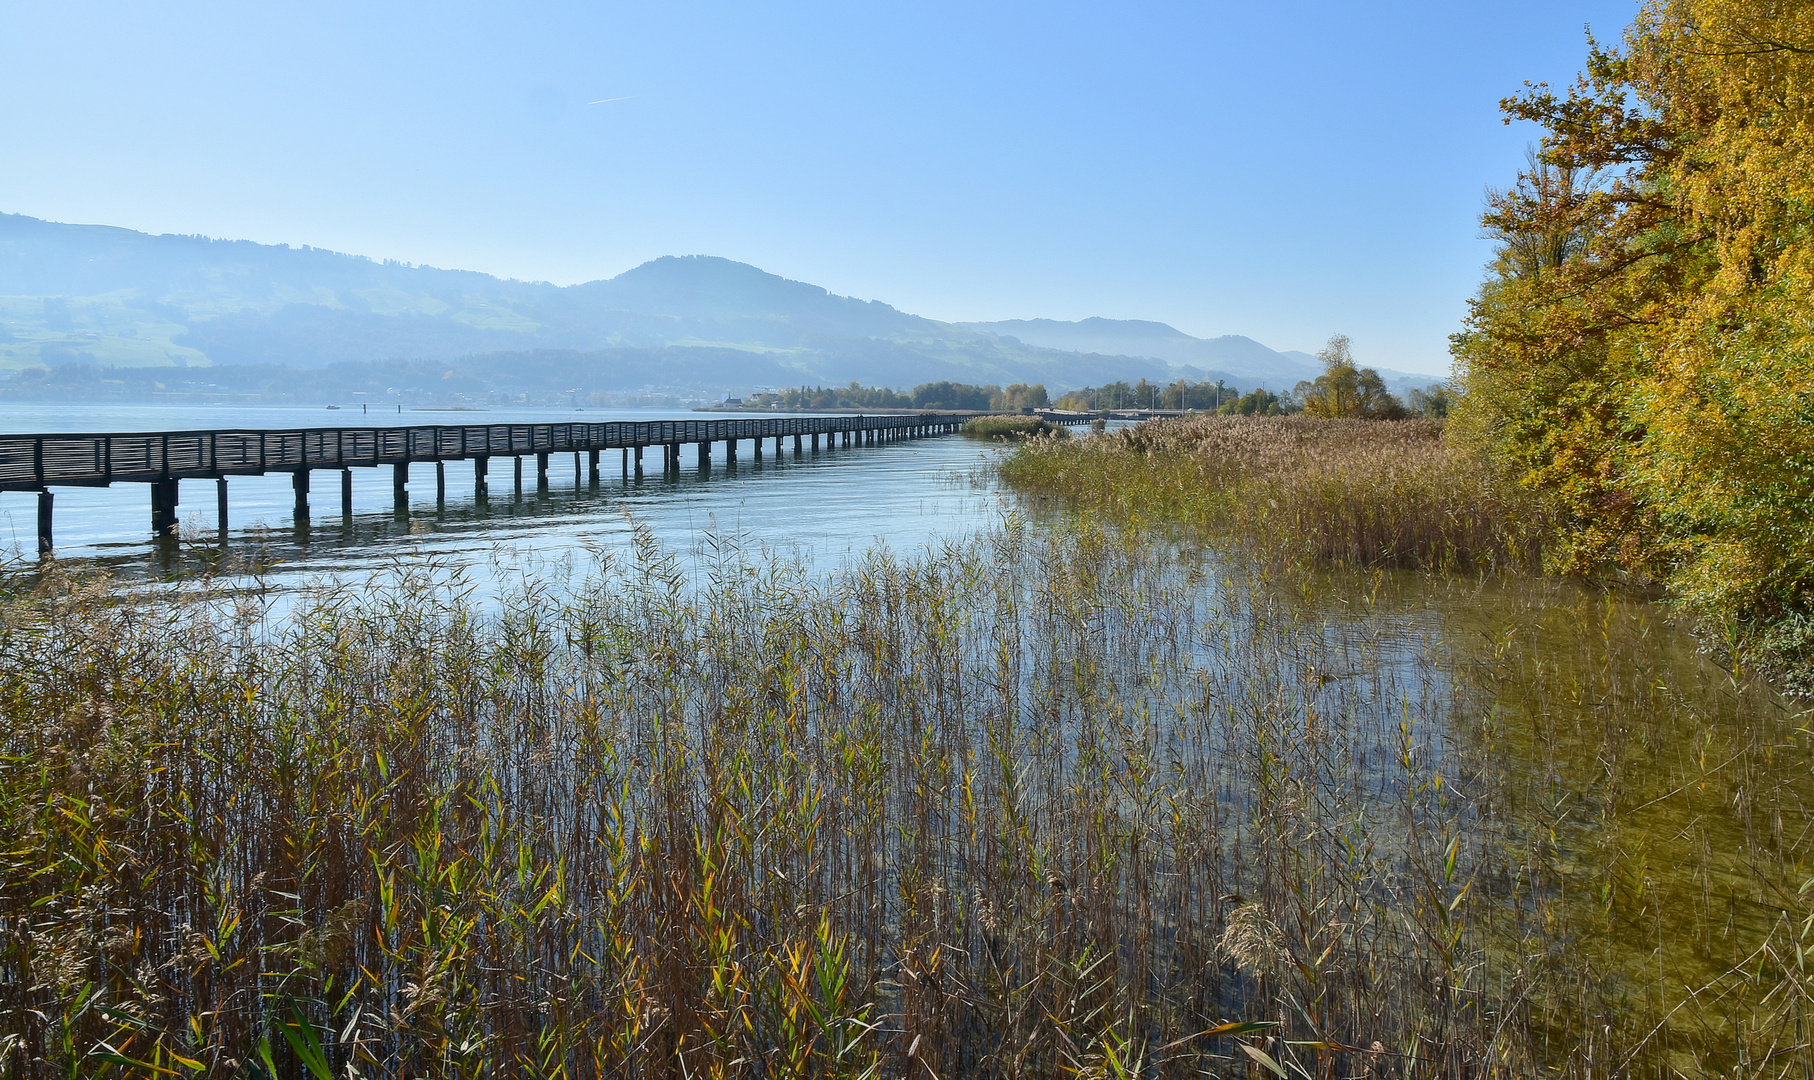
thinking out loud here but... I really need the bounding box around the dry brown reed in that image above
[1002,416,1546,573]
[959,417,1067,440]
[1,510,1806,1078]
[0,515,1496,1079]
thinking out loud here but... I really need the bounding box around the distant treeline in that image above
[1053,360,1451,419]
[1053,378,1241,412]
[752,382,1051,412]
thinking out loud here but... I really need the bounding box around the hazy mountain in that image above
[962,317,1443,387]
[0,213,1359,401]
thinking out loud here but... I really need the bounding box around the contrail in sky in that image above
[587,96,635,105]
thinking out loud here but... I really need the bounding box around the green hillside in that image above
[0,213,1319,398]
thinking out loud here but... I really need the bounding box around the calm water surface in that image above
[0,404,1013,588]
[8,402,1812,1069]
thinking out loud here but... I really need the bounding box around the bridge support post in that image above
[342,468,353,517]
[514,456,524,501]
[793,434,802,454]
[37,491,52,556]
[588,449,600,486]
[633,446,644,479]
[726,438,737,464]
[573,452,581,488]
[393,462,409,507]
[697,441,711,471]
[753,436,762,461]
[536,452,549,491]
[150,478,181,538]
[437,461,447,509]
[217,478,228,541]
[291,471,308,524]
[474,455,490,500]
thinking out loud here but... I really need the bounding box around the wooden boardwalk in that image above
[2,413,985,554]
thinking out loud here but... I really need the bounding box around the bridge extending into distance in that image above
[0,412,1095,556]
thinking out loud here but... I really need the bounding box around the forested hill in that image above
[0,213,1321,394]
[0,213,1335,395]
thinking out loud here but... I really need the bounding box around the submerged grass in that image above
[1002,415,1546,573]
[0,511,1807,1078]
[8,521,1488,1079]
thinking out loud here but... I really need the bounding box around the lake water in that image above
[4,402,1811,1071]
[0,404,1017,587]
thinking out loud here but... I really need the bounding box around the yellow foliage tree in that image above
[1453,0,1814,682]
[1295,334,1405,419]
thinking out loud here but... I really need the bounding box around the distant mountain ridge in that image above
[0,213,1372,399]
[961,317,1439,387]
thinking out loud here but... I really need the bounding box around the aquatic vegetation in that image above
[1,507,1806,1078]
[1002,414,1545,573]
[959,416,1068,440]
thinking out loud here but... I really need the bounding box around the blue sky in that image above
[1,0,1636,375]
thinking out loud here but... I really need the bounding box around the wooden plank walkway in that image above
[2,413,991,554]
[1,414,981,491]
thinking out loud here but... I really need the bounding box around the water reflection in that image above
[1281,566,1809,1072]
[5,424,1014,597]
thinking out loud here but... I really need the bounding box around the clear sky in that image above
[1,0,1637,375]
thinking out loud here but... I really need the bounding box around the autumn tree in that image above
[991,383,1049,410]
[1452,0,1814,683]
[1294,334,1405,419]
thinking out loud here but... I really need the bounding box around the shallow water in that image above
[0,404,1015,590]
[5,403,1808,1072]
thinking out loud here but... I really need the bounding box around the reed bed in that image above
[1,511,1806,1078]
[0,518,1499,1079]
[959,417,1068,440]
[1002,416,1545,573]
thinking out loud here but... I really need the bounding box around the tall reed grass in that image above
[2,511,1805,1077]
[1002,416,1546,573]
[959,417,1068,440]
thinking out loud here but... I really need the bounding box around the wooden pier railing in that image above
[3,413,989,555]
